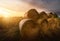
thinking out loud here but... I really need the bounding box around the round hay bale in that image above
[37,19,45,25]
[48,12,58,18]
[48,12,54,18]
[47,18,60,34]
[39,11,48,19]
[39,19,54,37]
[24,9,39,21]
[40,19,49,34]
[59,18,60,27]
[19,19,40,40]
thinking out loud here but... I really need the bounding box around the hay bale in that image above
[37,19,44,25]
[37,18,60,41]
[37,19,51,35]
[39,11,48,19]
[40,19,50,35]
[37,11,48,26]
[47,18,60,34]
[48,12,58,18]
[19,19,40,41]
[59,18,60,27]
[24,9,39,21]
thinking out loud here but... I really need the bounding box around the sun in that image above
[0,7,10,18]
[0,10,10,18]
[0,7,25,17]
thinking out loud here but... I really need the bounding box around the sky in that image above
[0,0,33,17]
[23,0,60,11]
[0,0,60,17]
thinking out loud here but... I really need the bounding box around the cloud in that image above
[0,0,41,16]
[22,0,60,12]
[0,0,60,13]
[0,0,33,12]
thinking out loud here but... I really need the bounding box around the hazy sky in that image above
[0,0,33,17]
[23,0,60,11]
[0,0,60,17]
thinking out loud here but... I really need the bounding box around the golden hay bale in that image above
[39,11,48,19]
[37,19,44,26]
[40,19,50,34]
[37,11,48,26]
[48,12,58,18]
[36,19,51,36]
[19,19,40,40]
[40,19,56,37]
[24,9,39,21]
[47,18,60,34]
[48,12,54,18]
[58,18,60,26]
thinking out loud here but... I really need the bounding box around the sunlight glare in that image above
[0,7,10,18]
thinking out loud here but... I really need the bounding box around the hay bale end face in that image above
[19,19,40,40]
[39,11,48,19]
[48,12,58,18]
[40,19,49,34]
[24,9,39,21]
[47,18,60,34]
[48,18,59,29]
